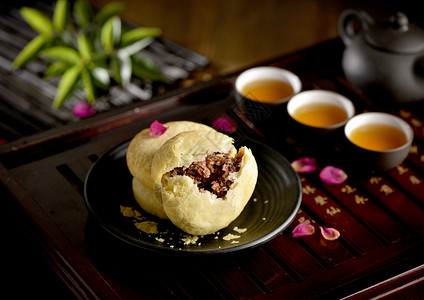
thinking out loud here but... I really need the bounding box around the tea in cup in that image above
[235,66,302,106]
[287,90,355,133]
[344,112,413,170]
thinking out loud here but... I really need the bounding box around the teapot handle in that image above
[339,9,374,46]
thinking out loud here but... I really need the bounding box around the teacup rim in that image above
[235,66,302,105]
[344,112,414,153]
[287,89,355,130]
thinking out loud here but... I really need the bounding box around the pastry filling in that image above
[168,151,242,198]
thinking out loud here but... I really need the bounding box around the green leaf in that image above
[81,67,95,103]
[20,7,54,36]
[77,33,91,61]
[44,61,71,78]
[118,37,154,57]
[53,64,82,109]
[111,16,121,45]
[89,54,109,68]
[118,54,132,87]
[91,66,110,88]
[110,55,121,85]
[121,27,161,46]
[73,0,92,28]
[100,17,114,51]
[100,16,121,50]
[12,35,48,69]
[41,46,81,64]
[132,54,165,81]
[53,0,68,33]
[94,1,125,25]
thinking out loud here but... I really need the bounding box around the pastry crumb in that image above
[134,221,159,234]
[181,235,199,245]
[120,206,145,220]
[233,226,247,233]
[120,205,135,217]
[120,205,249,249]
[223,233,241,241]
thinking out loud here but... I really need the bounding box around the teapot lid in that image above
[365,12,424,54]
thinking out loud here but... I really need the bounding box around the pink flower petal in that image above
[149,120,168,136]
[320,226,340,241]
[212,117,237,133]
[292,223,315,237]
[291,157,317,173]
[319,166,347,184]
[72,102,96,118]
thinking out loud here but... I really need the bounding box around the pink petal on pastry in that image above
[212,117,237,133]
[72,102,96,118]
[149,120,168,136]
[292,223,315,237]
[291,157,317,173]
[319,166,347,184]
[320,226,340,241]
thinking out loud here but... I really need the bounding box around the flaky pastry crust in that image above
[154,131,258,235]
[126,121,215,190]
[132,177,168,219]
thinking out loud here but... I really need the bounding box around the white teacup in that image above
[235,66,302,106]
[287,90,355,133]
[344,112,414,170]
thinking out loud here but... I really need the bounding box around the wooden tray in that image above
[1,39,424,299]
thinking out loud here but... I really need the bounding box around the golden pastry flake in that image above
[223,233,241,241]
[233,226,247,233]
[181,235,199,245]
[120,205,136,217]
[135,221,159,234]
[120,205,145,220]
[120,204,250,249]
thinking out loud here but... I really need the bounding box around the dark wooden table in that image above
[1,39,424,299]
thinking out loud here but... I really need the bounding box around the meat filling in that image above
[168,151,242,198]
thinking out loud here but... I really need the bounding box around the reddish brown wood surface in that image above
[1,39,424,299]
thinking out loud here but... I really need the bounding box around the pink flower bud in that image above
[72,102,96,118]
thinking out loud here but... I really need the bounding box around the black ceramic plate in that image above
[84,137,302,254]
